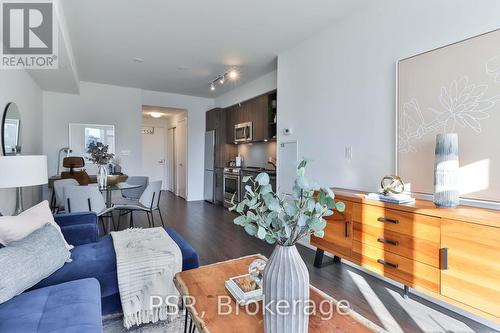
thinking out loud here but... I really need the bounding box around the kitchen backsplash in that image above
[237,141,277,168]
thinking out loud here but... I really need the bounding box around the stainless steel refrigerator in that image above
[204,130,215,203]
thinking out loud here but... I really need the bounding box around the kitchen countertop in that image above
[222,165,277,175]
[241,167,276,175]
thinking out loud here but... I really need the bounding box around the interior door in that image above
[176,119,187,199]
[142,127,166,189]
[167,127,176,193]
[278,141,298,195]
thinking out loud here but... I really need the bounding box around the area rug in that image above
[103,313,197,333]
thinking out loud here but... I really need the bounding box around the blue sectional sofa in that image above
[0,279,103,333]
[0,212,200,332]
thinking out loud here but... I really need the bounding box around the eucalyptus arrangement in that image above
[86,141,114,165]
[229,160,344,333]
[229,160,344,246]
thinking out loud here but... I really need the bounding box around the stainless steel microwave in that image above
[234,121,252,143]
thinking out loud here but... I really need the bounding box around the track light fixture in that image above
[208,68,239,91]
[228,69,238,79]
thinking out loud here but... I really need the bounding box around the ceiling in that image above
[60,0,370,97]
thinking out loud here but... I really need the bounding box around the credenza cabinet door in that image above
[311,202,353,258]
[441,219,500,318]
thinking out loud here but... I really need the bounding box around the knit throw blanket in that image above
[111,228,182,329]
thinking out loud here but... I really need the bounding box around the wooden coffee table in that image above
[174,254,386,333]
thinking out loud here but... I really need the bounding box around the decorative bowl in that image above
[107,175,126,186]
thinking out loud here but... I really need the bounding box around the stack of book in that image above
[366,192,415,204]
[224,274,263,305]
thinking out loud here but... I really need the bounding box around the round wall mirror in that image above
[2,102,21,156]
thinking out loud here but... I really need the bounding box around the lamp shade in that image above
[0,155,48,188]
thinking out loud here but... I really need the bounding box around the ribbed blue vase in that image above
[433,133,459,207]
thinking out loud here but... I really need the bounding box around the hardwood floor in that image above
[111,191,498,333]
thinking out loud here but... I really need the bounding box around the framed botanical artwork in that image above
[397,29,500,204]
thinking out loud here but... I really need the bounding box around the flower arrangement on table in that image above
[86,141,114,188]
[86,142,114,165]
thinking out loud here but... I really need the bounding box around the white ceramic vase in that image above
[97,164,108,189]
[434,133,459,207]
[263,245,309,333]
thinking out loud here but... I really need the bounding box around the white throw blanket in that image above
[111,228,182,329]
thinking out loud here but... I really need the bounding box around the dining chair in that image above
[121,176,148,200]
[114,180,164,228]
[64,185,116,234]
[112,176,149,206]
[52,178,79,213]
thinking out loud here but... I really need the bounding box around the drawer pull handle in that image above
[377,237,399,246]
[377,217,399,224]
[440,248,448,270]
[377,259,398,269]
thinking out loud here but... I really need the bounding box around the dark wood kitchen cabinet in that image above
[246,94,268,141]
[225,105,237,143]
[206,108,237,168]
[214,167,224,204]
[225,90,277,143]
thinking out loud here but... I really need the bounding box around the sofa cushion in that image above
[0,278,102,333]
[0,224,71,304]
[165,227,199,271]
[32,230,119,298]
[0,201,73,250]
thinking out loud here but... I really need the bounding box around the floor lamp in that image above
[0,155,48,215]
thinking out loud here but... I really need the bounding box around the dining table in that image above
[90,182,142,208]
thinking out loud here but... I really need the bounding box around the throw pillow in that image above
[0,201,73,250]
[0,223,71,304]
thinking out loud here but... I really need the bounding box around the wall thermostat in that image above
[283,128,293,135]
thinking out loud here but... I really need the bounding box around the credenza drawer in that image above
[352,203,440,243]
[352,241,440,293]
[353,222,440,267]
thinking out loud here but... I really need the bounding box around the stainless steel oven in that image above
[223,167,241,207]
[234,121,253,143]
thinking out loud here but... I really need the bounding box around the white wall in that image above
[141,90,213,201]
[43,81,143,177]
[0,70,43,215]
[277,0,500,192]
[215,70,277,108]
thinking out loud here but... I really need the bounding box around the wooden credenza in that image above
[312,189,500,324]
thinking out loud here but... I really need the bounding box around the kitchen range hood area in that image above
[204,90,277,205]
